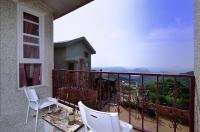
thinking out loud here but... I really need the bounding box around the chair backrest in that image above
[78,101,121,132]
[23,87,39,102]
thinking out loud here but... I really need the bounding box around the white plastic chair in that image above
[23,87,58,132]
[78,101,133,132]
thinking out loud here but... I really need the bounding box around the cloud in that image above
[134,24,194,70]
[54,0,193,71]
[54,0,137,68]
[147,25,193,45]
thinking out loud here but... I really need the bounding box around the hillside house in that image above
[54,37,96,70]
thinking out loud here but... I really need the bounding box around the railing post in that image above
[128,74,131,124]
[173,77,177,132]
[99,69,102,108]
[117,73,120,114]
[52,69,56,98]
[141,75,144,131]
[108,73,110,100]
[189,77,195,132]
[156,76,160,132]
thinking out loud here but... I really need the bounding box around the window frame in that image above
[17,5,45,90]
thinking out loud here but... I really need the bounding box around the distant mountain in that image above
[131,68,151,73]
[181,71,194,75]
[92,66,193,74]
[92,67,194,86]
[92,67,151,73]
[93,67,127,72]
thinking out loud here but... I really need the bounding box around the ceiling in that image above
[39,0,93,19]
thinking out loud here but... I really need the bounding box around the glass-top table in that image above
[42,103,84,132]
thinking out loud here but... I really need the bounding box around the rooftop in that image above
[54,36,96,54]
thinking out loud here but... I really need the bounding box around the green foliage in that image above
[145,78,189,109]
[165,95,173,106]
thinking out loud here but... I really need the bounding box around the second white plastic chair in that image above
[78,101,133,132]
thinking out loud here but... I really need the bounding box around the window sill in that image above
[18,84,47,90]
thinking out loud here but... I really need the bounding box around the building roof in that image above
[39,0,93,19]
[54,37,96,54]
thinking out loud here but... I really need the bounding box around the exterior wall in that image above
[66,42,92,70]
[0,0,2,116]
[0,0,54,116]
[54,47,66,69]
[194,0,200,131]
[66,43,82,59]
[79,43,92,70]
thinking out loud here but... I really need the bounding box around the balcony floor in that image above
[103,104,189,132]
[0,110,45,132]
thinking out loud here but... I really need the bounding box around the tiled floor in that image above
[0,110,46,132]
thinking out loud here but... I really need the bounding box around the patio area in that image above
[0,69,194,132]
[0,111,44,132]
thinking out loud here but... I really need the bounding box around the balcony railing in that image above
[52,69,195,132]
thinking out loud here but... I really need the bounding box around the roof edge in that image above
[54,37,96,54]
[54,0,94,20]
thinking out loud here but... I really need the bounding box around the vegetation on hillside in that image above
[145,78,189,109]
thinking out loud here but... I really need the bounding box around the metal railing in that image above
[52,69,195,132]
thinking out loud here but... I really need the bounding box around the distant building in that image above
[54,37,96,70]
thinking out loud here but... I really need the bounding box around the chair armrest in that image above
[47,97,58,103]
[120,120,133,132]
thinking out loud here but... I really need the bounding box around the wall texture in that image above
[194,0,200,131]
[0,0,54,116]
[0,0,2,116]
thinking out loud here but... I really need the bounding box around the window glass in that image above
[23,21,39,36]
[23,44,39,58]
[23,12,39,23]
[19,64,41,87]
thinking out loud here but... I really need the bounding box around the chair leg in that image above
[48,106,51,112]
[35,110,39,132]
[84,125,88,132]
[26,105,30,124]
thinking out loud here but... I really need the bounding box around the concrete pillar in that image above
[194,0,200,131]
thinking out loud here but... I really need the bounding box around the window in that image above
[85,62,89,67]
[17,6,44,89]
[84,51,89,58]
[68,63,75,70]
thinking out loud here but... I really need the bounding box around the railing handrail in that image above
[53,69,194,78]
[52,69,195,132]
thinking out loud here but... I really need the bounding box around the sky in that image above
[54,0,193,71]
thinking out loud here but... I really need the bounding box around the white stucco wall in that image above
[0,0,2,116]
[194,0,200,131]
[0,0,54,116]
